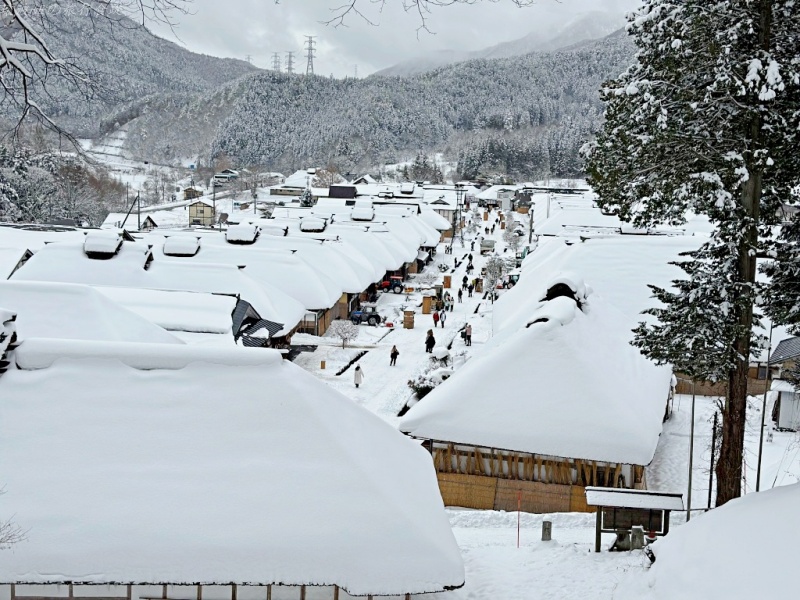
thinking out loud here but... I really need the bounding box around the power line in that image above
[304,35,316,75]
[271,52,281,72]
[286,51,295,75]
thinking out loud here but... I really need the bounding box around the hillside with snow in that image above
[374,11,624,77]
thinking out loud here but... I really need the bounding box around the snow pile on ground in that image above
[614,484,800,600]
[0,340,464,595]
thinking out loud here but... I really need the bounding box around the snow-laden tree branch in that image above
[0,0,190,141]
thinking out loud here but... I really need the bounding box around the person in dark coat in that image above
[390,345,399,366]
[425,330,436,353]
[462,275,468,290]
[468,283,474,297]
[458,288,463,303]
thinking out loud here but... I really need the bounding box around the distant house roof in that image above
[351,174,377,185]
[770,337,800,364]
[0,340,465,595]
[329,184,358,199]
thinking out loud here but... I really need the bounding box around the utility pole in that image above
[285,51,295,75]
[245,54,252,64]
[687,379,696,521]
[271,52,281,72]
[304,35,316,75]
[354,64,358,79]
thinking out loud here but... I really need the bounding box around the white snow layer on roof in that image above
[11,242,305,335]
[584,487,684,511]
[614,484,800,600]
[83,230,122,254]
[163,235,201,256]
[225,223,260,243]
[0,281,182,344]
[419,208,452,231]
[150,239,342,310]
[400,278,671,465]
[0,341,464,594]
[95,287,237,335]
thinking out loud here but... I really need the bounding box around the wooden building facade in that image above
[420,439,646,515]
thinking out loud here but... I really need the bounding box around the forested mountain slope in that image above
[374,11,623,77]
[9,7,258,137]
[211,29,634,178]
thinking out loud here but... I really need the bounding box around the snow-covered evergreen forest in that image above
[211,30,634,178]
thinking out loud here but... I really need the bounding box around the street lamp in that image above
[449,183,465,253]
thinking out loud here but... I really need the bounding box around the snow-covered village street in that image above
[2,1,800,599]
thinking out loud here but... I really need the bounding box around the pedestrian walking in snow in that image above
[462,275,468,290]
[439,310,447,327]
[458,288,463,303]
[465,323,472,346]
[468,284,474,297]
[390,345,399,366]
[354,365,364,388]
[433,311,440,328]
[471,241,475,251]
[468,253,473,262]
[425,330,436,353]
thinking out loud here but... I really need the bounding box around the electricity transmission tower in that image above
[245,54,252,64]
[271,52,281,72]
[354,64,358,79]
[285,51,295,75]
[304,36,316,75]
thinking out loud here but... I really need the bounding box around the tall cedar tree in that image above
[585,0,800,506]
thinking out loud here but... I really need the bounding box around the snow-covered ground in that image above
[291,203,800,599]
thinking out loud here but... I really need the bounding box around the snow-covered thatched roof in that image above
[400,275,672,466]
[614,484,800,600]
[11,242,306,336]
[148,238,342,311]
[0,281,182,345]
[0,340,464,595]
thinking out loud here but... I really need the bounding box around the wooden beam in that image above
[127,585,132,600]
[10,583,15,600]
[595,508,602,552]
[299,586,305,600]
[69,585,74,599]
[231,584,237,600]
[196,584,202,600]
[162,585,167,600]
[266,585,271,600]
[333,586,339,600]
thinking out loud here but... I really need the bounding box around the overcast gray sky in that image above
[150,0,640,77]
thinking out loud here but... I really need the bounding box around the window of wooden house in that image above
[757,365,768,379]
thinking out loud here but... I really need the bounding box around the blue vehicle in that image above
[350,304,384,326]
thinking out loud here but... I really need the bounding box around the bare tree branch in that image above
[0,0,191,146]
